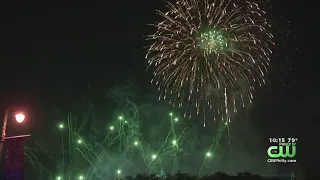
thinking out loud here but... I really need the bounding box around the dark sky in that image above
[0,0,318,178]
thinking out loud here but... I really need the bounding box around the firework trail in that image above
[25,102,188,179]
[146,0,274,125]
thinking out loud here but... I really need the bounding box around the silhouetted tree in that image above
[212,171,229,180]
[135,173,150,180]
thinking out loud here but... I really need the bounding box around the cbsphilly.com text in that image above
[267,159,296,163]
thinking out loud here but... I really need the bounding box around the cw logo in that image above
[267,145,296,158]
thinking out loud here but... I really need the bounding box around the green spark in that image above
[198,28,229,54]
[58,123,64,129]
[152,154,157,159]
[172,140,177,145]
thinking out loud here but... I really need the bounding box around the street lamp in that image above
[1,109,26,140]
[15,113,25,123]
[0,109,29,168]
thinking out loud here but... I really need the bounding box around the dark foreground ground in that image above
[116,172,296,180]
[0,171,301,179]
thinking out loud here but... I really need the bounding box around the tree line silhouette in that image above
[116,171,296,180]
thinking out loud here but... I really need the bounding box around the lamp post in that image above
[0,108,29,174]
[1,108,26,141]
[1,108,9,141]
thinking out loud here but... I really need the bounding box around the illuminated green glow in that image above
[52,110,229,177]
[198,29,229,54]
[206,152,212,157]
[58,123,64,129]
[152,154,157,159]
[172,140,177,145]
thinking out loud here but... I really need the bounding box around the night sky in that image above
[0,0,318,179]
